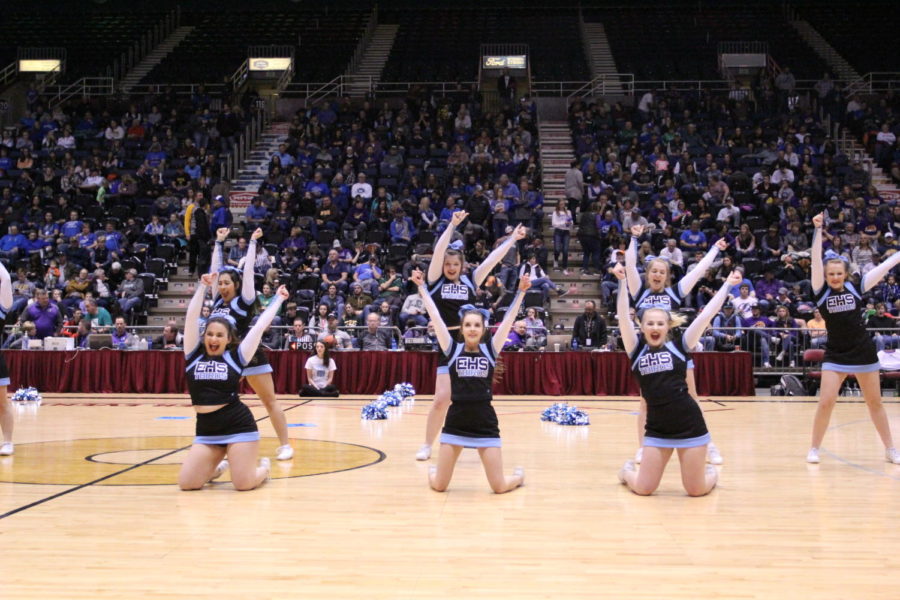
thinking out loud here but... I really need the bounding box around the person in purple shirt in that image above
[22,230,49,256]
[20,288,62,339]
[320,249,349,293]
[304,172,329,198]
[0,225,26,259]
[245,198,269,229]
[353,256,382,296]
[753,269,782,310]
[742,304,774,367]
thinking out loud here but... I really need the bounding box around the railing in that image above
[222,105,268,183]
[45,77,114,107]
[109,6,180,82]
[562,74,635,99]
[126,82,226,97]
[845,72,900,96]
[231,60,249,94]
[345,5,379,76]
[717,41,769,55]
[0,62,17,88]
[300,75,343,105]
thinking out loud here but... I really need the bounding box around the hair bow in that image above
[449,240,464,251]
[823,249,849,264]
[208,313,237,328]
[218,265,242,275]
[643,254,659,264]
[458,304,491,322]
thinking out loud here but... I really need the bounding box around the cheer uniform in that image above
[185,346,258,445]
[0,304,8,386]
[814,281,879,373]
[440,340,501,448]
[210,294,273,376]
[631,284,695,369]
[427,274,476,375]
[629,335,709,448]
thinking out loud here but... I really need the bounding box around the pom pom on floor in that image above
[11,387,42,404]
[361,399,389,420]
[393,382,416,398]
[540,402,590,426]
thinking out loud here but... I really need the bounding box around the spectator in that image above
[111,317,134,349]
[503,320,528,350]
[742,304,774,368]
[357,312,392,350]
[21,289,61,339]
[284,317,317,351]
[299,340,339,397]
[317,313,353,349]
[152,324,182,349]
[116,268,144,321]
[572,300,606,350]
[83,298,112,333]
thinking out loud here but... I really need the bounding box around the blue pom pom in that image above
[393,382,416,399]
[11,387,42,404]
[380,391,402,407]
[540,402,589,426]
[361,400,389,420]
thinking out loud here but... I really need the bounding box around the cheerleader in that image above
[410,269,528,493]
[210,228,293,461]
[416,212,527,460]
[807,212,900,464]
[179,273,288,491]
[614,265,742,496]
[0,260,13,456]
[625,225,728,465]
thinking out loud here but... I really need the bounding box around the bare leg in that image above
[811,370,846,448]
[636,396,647,446]
[246,374,290,448]
[178,444,227,490]
[429,443,463,492]
[424,373,451,447]
[622,446,672,495]
[0,387,13,443]
[857,370,896,449]
[688,369,722,463]
[226,441,269,491]
[478,447,523,493]
[678,445,717,496]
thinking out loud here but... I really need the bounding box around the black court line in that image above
[0,399,314,520]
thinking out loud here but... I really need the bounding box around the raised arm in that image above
[678,238,726,296]
[863,249,900,292]
[0,260,12,311]
[613,264,638,354]
[625,228,642,296]
[238,285,287,364]
[684,270,743,349]
[492,275,530,355]
[184,273,214,356]
[241,228,262,303]
[210,227,228,300]
[410,269,451,352]
[811,213,824,292]
[428,211,467,283]
[474,223,527,285]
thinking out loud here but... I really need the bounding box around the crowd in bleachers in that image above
[0,87,254,341]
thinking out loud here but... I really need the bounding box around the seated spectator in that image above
[321,249,350,293]
[347,282,374,312]
[9,268,35,317]
[61,309,84,338]
[0,225,26,259]
[357,312,392,350]
[317,313,353,350]
[83,298,112,333]
[3,321,37,349]
[679,220,708,252]
[284,317,317,351]
[503,320,528,350]
[353,256,382,297]
[227,237,248,266]
[152,324,182,349]
[63,268,92,313]
[523,307,546,347]
[771,304,805,367]
[742,304,774,368]
[807,308,828,348]
[74,319,91,349]
[299,340,339,397]
[320,284,345,318]
[108,316,135,349]
[116,268,144,321]
[572,301,607,350]
[731,283,758,319]
[399,291,427,329]
[868,302,899,352]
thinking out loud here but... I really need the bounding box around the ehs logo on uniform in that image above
[194,361,229,381]
[641,294,672,309]
[637,352,673,376]
[456,356,490,378]
[826,294,856,313]
[441,283,470,301]
[210,307,231,318]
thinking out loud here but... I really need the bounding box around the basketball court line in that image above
[0,399,314,520]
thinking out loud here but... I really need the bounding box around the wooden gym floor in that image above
[1,393,899,599]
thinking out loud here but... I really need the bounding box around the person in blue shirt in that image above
[0,225,26,259]
[22,230,49,256]
[389,210,417,244]
[679,220,708,251]
[245,198,269,230]
[0,148,12,170]
[76,223,97,252]
[304,172,329,198]
[60,210,83,240]
[273,144,294,168]
[39,212,59,243]
[353,256,382,297]
[184,157,201,180]
[210,196,233,233]
[102,222,125,252]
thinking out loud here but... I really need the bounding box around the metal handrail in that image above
[346,5,379,76]
[0,62,16,87]
[45,77,114,107]
[303,75,343,105]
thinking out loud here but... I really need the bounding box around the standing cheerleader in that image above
[625,226,728,465]
[614,264,742,496]
[410,269,529,493]
[807,212,900,464]
[0,260,13,455]
[416,212,527,460]
[179,273,288,491]
[210,228,293,460]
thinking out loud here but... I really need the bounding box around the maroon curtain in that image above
[3,350,754,396]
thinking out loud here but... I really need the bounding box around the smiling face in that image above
[442,253,463,281]
[646,259,670,291]
[825,259,848,289]
[217,272,237,301]
[640,309,670,347]
[461,312,485,346]
[203,321,232,356]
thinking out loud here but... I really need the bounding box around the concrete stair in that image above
[788,19,859,81]
[538,121,575,204]
[119,26,195,93]
[346,24,398,97]
[146,266,196,328]
[231,122,292,192]
[583,22,619,79]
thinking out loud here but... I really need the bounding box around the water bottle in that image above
[571,338,578,351]
[22,332,29,350]
[391,337,398,351]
